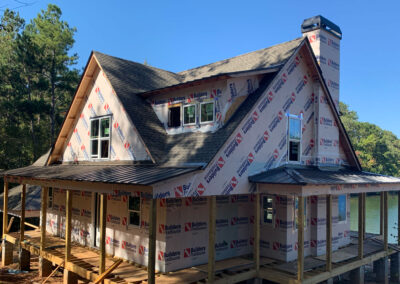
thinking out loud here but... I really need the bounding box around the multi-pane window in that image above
[183,104,196,125]
[200,102,214,123]
[338,195,347,222]
[263,195,274,225]
[128,196,141,226]
[294,197,307,229]
[288,117,302,162]
[90,117,111,159]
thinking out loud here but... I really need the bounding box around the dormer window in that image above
[288,115,302,162]
[183,104,196,125]
[90,116,111,159]
[200,102,214,123]
[168,105,181,127]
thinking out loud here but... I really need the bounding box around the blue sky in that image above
[4,0,400,138]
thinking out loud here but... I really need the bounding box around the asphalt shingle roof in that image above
[94,38,304,165]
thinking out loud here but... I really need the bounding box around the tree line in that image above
[0,5,399,178]
[0,4,79,170]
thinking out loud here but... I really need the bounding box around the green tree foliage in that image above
[0,5,79,170]
[340,102,400,176]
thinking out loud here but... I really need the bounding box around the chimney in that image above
[301,16,342,109]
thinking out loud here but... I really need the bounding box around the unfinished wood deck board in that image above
[194,257,254,273]
[260,257,276,266]
[152,268,207,284]
[315,250,357,263]
[274,257,326,275]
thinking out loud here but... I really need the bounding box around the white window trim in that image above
[287,113,303,164]
[262,195,275,226]
[127,195,141,228]
[90,115,112,160]
[199,101,215,124]
[182,104,197,126]
[337,195,347,223]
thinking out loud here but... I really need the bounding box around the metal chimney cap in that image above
[301,15,342,39]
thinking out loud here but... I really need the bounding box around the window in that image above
[183,104,196,125]
[128,195,141,226]
[168,106,181,127]
[90,116,111,159]
[48,187,53,209]
[200,102,214,123]
[262,195,274,225]
[288,116,302,162]
[294,197,307,229]
[338,195,347,222]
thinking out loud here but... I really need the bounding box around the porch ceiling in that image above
[249,165,400,186]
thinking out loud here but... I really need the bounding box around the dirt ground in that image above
[0,252,63,284]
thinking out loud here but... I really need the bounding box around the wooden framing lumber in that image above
[25,222,39,230]
[380,191,384,235]
[254,192,260,275]
[358,193,364,259]
[297,196,304,281]
[42,261,64,284]
[40,187,48,253]
[148,198,157,284]
[208,196,217,283]
[326,194,332,272]
[20,184,26,243]
[6,217,14,234]
[99,193,107,275]
[362,192,366,238]
[94,259,123,284]
[398,191,400,246]
[384,191,388,251]
[3,180,8,237]
[65,190,72,263]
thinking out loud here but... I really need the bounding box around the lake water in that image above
[350,194,398,244]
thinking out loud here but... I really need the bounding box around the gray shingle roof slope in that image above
[94,38,303,165]
[0,184,41,214]
[249,165,400,185]
[178,38,303,82]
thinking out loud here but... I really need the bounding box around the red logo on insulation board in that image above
[273,149,279,159]
[121,241,126,249]
[250,216,255,224]
[291,92,296,102]
[185,198,192,206]
[278,111,283,121]
[273,242,280,250]
[309,34,316,43]
[294,242,298,251]
[196,183,205,196]
[235,133,243,144]
[159,224,165,234]
[139,245,145,255]
[122,217,127,226]
[158,251,164,261]
[310,240,317,248]
[252,111,259,121]
[122,195,128,202]
[174,186,184,197]
[106,236,110,245]
[184,248,191,258]
[159,199,166,207]
[231,177,238,188]
[268,91,274,102]
[184,222,192,232]
[311,218,317,226]
[217,157,225,168]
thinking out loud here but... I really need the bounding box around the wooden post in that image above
[358,193,364,259]
[40,187,48,254]
[99,193,107,275]
[297,196,304,281]
[362,192,366,238]
[398,191,400,246]
[208,196,216,283]
[20,185,26,243]
[254,193,260,275]
[384,191,388,251]
[326,194,332,272]
[148,198,157,284]
[380,191,384,236]
[2,180,8,237]
[65,190,72,263]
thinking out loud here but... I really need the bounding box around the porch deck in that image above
[6,230,259,284]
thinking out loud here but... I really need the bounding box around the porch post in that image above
[398,191,400,246]
[2,179,13,266]
[208,195,216,283]
[297,196,304,282]
[39,186,51,277]
[99,193,107,275]
[148,198,157,284]
[19,184,30,271]
[254,193,260,275]
[65,190,72,262]
[358,193,364,259]
[362,192,366,238]
[326,194,332,272]
[384,191,388,251]
[380,191,384,235]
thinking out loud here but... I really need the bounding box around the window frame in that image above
[294,196,307,231]
[338,194,347,223]
[90,115,112,160]
[287,114,303,163]
[167,104,182,128]
[127,195,141,227]
[199,101,215,124]
[182,103,197,126]
[262,195,275,226]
